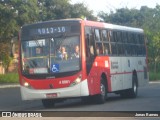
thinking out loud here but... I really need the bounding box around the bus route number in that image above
[38,26,66,35]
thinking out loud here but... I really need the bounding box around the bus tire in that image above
[42,99,55,108]
[128,75,138,98]
[94,79,107,104]
[120,75,138,98]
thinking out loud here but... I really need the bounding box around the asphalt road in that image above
[0,81,160,119]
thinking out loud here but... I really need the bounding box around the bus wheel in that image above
[42,99,55,108]
[128,75,138,98]
[121,75,138,98]
[94,79,107,104]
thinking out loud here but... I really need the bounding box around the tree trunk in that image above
[154,60,157,80]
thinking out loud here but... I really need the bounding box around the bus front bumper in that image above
[20,79,89,100]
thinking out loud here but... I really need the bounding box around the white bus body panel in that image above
[110,56,148,92]
[20,79,89,100]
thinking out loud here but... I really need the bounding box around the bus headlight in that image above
[69,75,82,87]
[24,82,29,87]
[24,81,33,89]
[22,79,33,89]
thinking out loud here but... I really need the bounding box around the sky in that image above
[71,0,160,15]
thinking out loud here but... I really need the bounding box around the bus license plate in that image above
[46,93,57,98]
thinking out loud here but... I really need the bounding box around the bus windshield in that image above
[21,36,80,75]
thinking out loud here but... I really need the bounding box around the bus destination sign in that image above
[29,26,70,36]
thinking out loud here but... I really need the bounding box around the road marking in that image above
[0,84,19,89]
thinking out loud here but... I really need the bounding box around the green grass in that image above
[0,73,19,84]
[149,71,160,81]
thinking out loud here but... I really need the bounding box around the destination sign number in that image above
[38,26,66,35]
[29,26,70,36]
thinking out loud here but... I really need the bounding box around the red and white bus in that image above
[19,19,149,107]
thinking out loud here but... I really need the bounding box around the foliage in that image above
[0,0,96,39]
[0,1,18,42]
[70,3,96,20]
[17,0,40,26]
[0,73,18,83]
[0,42,13,73]
[0,0,96,38]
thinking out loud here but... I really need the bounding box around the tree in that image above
[98,7,144,27]
[0,42,13,73]
[144,5,160,74]
[0,1,18,42]
[0,0,19,73]
[16,0,40,26]
[70,3,97,20]
[38,0,96,21]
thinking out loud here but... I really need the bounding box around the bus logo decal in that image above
[51,64,59,73]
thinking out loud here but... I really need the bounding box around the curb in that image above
[0,84,19,89]
[149,80,160,84]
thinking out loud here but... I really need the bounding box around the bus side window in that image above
[85,27,96,74]
[111,43,118,55]
[117,31,122,42]
[109,31,114,42]
[104,43,110,55]
[86,34,95,57]
[96,42,103,55]
[117,43,124,56]
[122,32,127,43]
[95,29,101,41]
[102,29,109,41]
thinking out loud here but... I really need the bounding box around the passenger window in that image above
[122,32,128,43]
[96,42,103,55]
[117,43,124,55]
[127,33,132,43]
[131,44,136,56]
[113,31,117,42]
[117,31,122,42]
[139,35,144,44]
[109,31,114,42]
[102,30,108,41]
[111,43,117,55]
[95,29,101,41]
[135,34,139,44]
[104,43,110,55]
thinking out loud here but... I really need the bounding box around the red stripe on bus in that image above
[110,70,144,75]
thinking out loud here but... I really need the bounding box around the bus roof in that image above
[84,20,144,33]
[55,18,144,33]
[21,18,81,28]
[22,18,144,33]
